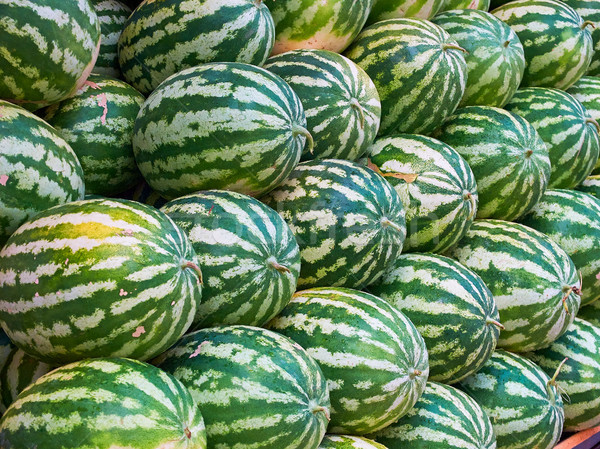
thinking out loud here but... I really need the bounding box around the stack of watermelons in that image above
[1,0,600,448]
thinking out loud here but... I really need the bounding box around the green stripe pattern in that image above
[520,189,600,306]
[366,134,477,253]
[433,106,551,221]
[447,220,581,352]
[92,0,131,78]
[578,301,600,327]
[0,358,207,448]
[264,0,372,54]
[264,49,381,162]
[0,346,53,414]
[118,0,275,95]
[369,253,500,384]
[161,190,300,328]
[562,0,600,76]
[505,88,599,189]
[459,351,564,449]
[526,318,600,432]
[0,101,85,247]
[262,159,406,289]
[433,10,525,108]
[0,198,202,364]
[369,381,496,449]
[42,74,144,196]
[0,0,101,109]
[567,76,600,175]
[267,287,428,435]
[345,18,467,136]
[577,175,600,198]
[439,0,491,13]
[155,325,330,449]
[492,0,593,89]
[320,435,388,449]
[133,62,306,200]
[367,0,445,23]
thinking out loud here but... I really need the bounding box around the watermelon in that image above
[133,62,307,200]
[526,318,600,432]
[367,0,445,23]
[0,198,202,364]
[267,287,429,435]
[120,179,168,209]
[459,350,564,449]
[91,0,131,78]
[0,101,85,247]
[118,0,275,95]
[319,435,388,449]
[447,220,581,352]
[520,189,600,307]
[438,0,491,13]
[0,358,207,448]
[366,134,477,253]
[345,18,467,136]
[155,325,330,449]
[578,301,600,327]
[0,329,12,389]
[504,88,599,189]
[263,0,372,55]
[369,253,500,384]
[369,381,496,449]
[161,190,300,328]
[261,159,406,289]
[264,49,381,162]
[41,74,144,196]
[433,106,550,221]
[576,175,600,198]
[561,0,600,77]
[0,346,53,414]
[491,0,593,90]
[567,76,600,175]
[432,10,525,107]
[0,0,101,110]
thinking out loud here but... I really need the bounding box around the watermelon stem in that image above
[582,20,596,30]
[464,192,476,220]
[312,406,331,421]
[503,40,510,48]
[561,286,574,315]
[184,427,192,439]
[546,357,569,403]
[267,257,291,274]
[293,124,314,154]
[381,218,403,233]
[586,117,600,134]
[182,261,204,285]
[443,43,468,54]
[350,98,365,129]
[486,318,505,330]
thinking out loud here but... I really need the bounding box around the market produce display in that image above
[3,0,600,447]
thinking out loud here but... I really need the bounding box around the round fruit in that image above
[561,0,600,77]
[91,0,131,78]
[577,175,600,198]
[0,198,202,364]
[133,62,307,200]
[438,0,490,13]
[156,325,330,449]
[567,76,600,175]
[319,435,388,449]
[367,0,445,23]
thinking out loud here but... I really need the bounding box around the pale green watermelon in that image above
[439,0,490,13]
[368,0,445,23]
[319,435,388,449]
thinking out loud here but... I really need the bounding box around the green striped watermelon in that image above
[263,0,372,55]
[319,435,388,449]
[0,198,202,364]
[41,74,144,196]
[567,76,600,175]
[261,159,406,289]
[432,10,525,107]
[366,134,477,253]
[0,358,207,448]
[459,350,564,449]
[520,189,600,306]
[491,0,593,89]
[0,346,53,414]
[438,0,491,13]
[578,301,600,327]
[155,325,330,449]
[161,190,300,328]
[433,106,551,221]
[133,62,307,200]
[0,101,85,247]
[264,49,381,162]
[0,329,12,396]
[576,174,600,198]
[447,220,581,352]
[118,0,275,95]
[369,381,496,449]
[561,0,600,77]
[504,88,599,189]
[92,0,131,78]
[345,18,467,136]
[0,0,101,110]
[367,0,445,23]
[267,287,429,435]
[526,318,600,432]
[369,253,500,384]
[120,179,168,209]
